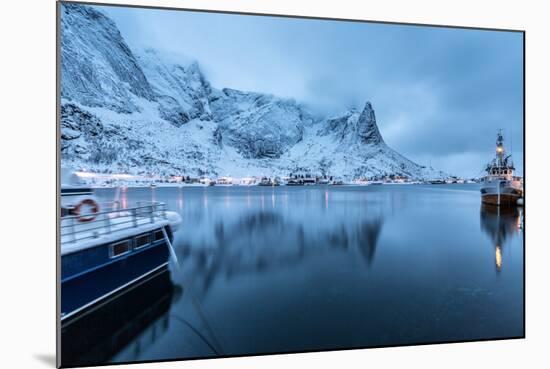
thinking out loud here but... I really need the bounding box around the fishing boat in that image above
[258,177,274,186]
[316,176,330,185]
[286,178,304,186]
[302,175,316,186]
[480,131,523,206]
[198,177,216,186]
[216,176,233,186]
[60,182,182,323]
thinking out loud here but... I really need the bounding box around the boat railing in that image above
[61,201,168,245]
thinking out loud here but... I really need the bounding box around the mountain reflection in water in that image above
[175,210,385,295]
[81,185,523,364]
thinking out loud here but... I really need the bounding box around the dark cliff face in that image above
[320,102,384,146]
[210,89,310,159]
[60,4,155,113]
[357,102,384,145]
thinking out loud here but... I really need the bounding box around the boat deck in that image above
[61,202,174,255]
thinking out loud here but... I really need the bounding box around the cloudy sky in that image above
[100,5,523,178]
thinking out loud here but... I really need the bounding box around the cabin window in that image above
[135,233,151,249]
[110,240,131,258]
[154,229,164,242]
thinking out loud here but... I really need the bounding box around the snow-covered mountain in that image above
[60,4,155,113]
[60,3,444,180]
[136,48,213,126]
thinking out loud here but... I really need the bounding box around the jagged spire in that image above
[357,102,384,145]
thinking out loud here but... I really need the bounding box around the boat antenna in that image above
[510,130,514,167]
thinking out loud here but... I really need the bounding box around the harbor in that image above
[68,171,482,189]
[59,129,525,366]
[55,3,525,367]
[60,182,524,366]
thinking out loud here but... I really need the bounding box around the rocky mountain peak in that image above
[357,102,384,145]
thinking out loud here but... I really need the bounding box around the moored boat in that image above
[258,177,276,186]
[302,176,316,185]
[286,178,304,186]
[316,177,330,185]
[216,176,233,186]
[60,185,182,323]
[480,131,523,206]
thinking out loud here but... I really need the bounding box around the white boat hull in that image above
[480,180,522,206]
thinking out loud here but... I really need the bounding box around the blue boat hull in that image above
[61,226,173,321]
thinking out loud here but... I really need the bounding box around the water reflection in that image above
[86,185,524,362]
[178,187,183,210]
[176,210,385,295]
[480,204,522,272]
[61,270,181,367]
[357,218,383,265]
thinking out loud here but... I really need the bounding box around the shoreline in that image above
[87,182,482,190]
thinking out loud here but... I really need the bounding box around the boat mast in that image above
[496,129,505,167]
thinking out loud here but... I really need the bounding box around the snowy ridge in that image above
[136,48,213,126]
[60,4,155,113]
[60,3,446,181]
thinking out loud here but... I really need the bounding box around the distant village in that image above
[72,170,481,188]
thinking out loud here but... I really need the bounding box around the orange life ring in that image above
[74,199,99,222]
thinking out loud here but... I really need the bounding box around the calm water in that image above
[71,184,524,364]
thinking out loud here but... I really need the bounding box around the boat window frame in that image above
[153,229,164,242]
[109,239,132,258]
[135,233,152,249]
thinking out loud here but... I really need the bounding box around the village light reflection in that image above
[261,193,265,210]
[203,189,208,208]
[178,187,183,210]
[120,187,127,209]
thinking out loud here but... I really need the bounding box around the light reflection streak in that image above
[178,187,183,210]
[120,187,127,209]
[495,245,502,271]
